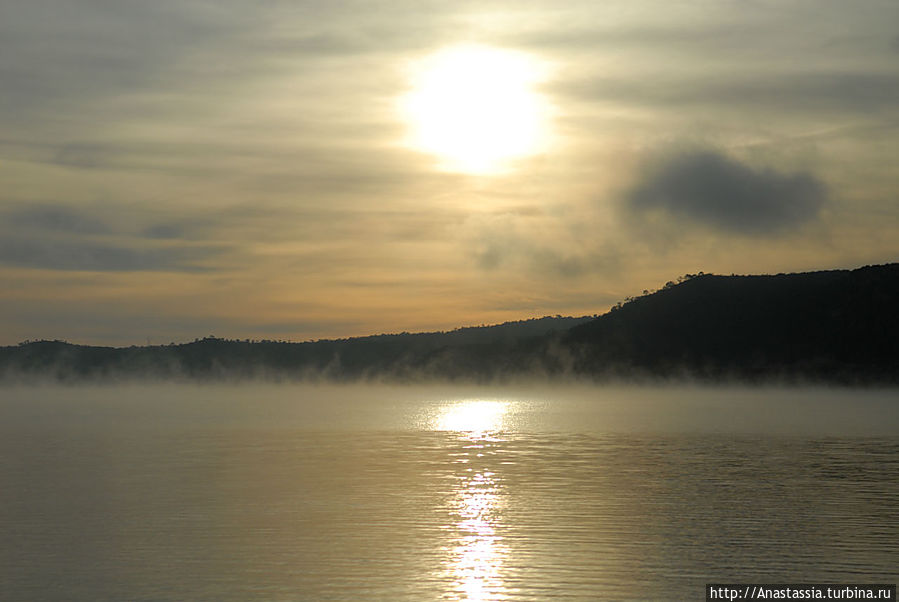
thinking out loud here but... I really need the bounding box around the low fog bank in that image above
[0,334,895,387]
[1,382,896,437]
[0,315,599,386]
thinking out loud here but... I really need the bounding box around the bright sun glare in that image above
[437,400,507,434]
[402,45,550,174]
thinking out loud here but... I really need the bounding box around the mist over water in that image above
[3,383,896,435]
[2,384,897,600]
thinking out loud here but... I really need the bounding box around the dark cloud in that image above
[626,150,827,236]
[891,34,899,53]
[0,237,222,272]
[8,205,109,234]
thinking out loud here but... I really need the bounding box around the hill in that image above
[1,264,897,384]
[559,263,899,383]
[0,315,592,382]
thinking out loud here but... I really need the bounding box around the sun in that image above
[401,45,551,174]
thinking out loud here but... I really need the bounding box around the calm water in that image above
[1,384,897,600]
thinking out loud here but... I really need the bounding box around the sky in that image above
[1,0,897,346]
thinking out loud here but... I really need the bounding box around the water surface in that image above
[1,385,897,600]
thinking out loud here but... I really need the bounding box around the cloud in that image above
[473,236,591,278]
[8,204,109,234]
[141,224,186,240]
[140,217,217,240]
[0,2,197,115]
[0,237,222,272]
[625,149,827,236]
[559,71,899,116]
[53,143,117,169]
[3,202,225,243]
[462,210,621,279]
[0,295,363,346]
[0,0,442,122]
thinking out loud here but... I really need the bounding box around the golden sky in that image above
[1,0,898,345]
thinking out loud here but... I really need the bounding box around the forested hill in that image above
[560,263,899,383]
[0,315,593,382]
[1,264,897,384]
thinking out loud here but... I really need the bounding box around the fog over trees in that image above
[2,264,897,385]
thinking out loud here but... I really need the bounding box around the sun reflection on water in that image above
[434,400,511,601]
[449,468,507,601]
[436,400,507,435]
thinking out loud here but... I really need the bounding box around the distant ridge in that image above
[2,264,897,384]
[560,263,899,383]
[0,315,592,382]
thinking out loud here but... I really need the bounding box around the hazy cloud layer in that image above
[0,203,225,272]
[53,143,119,170]
[0,238,222,272]
[560,71,899,116]
[0,295,364,346]
[626,150,827,236]
[1,0,898,344]
[8,204,109,234]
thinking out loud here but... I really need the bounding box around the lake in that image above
[1,384,897,600]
